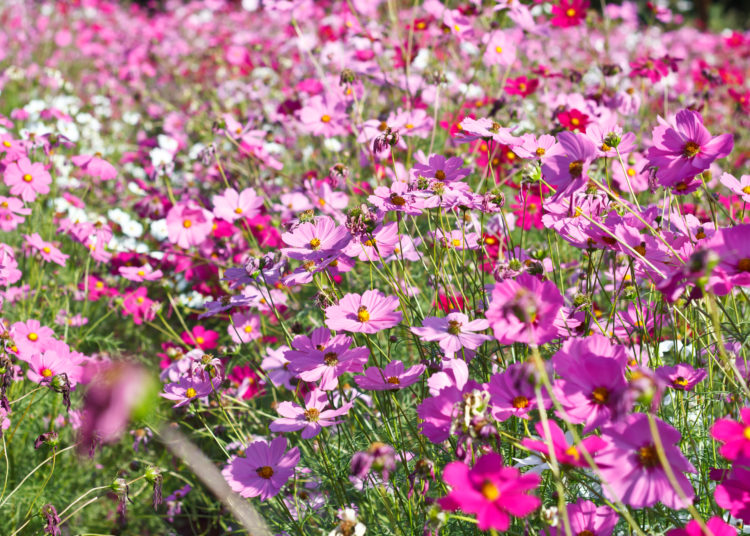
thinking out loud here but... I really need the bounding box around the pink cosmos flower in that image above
[432,229,480,250]
[0,244,21,286]
[355,360,425,391]
[325,290,402,334]
[0,196,31,231]
[166,202,213,249]
[720,172,750,203]
[482,31,517,68]
[212,187,264,222]
[368,181,424,216]
[285,327,369,390]
[121,287,156,325]
[24,233,68,266]
[715,464,750,523]
[261,345,294,390]
[546,500,619,536]
[513,134,563,161]
[702,224,750,295]
[490,363,549,421]
[161,373,221,407]
[228,312,262,344]
[667,517,737,536]
[551,335,628,432]
[344,222,400,262]
[298,95,348,137]
[222,436,300,501]
[412,154,471,183]
[597,413,695,509]
[486,274,564,345]
[646,109,733,188]
[118,265,163,282]
[410,312,490,358]
[281,216,351,261]
[181,326,219,351]
[542,131,597,189]
[71,154,117,181]
[12,319,56,357]
[269,387,353,438]
[711,407,750,461]
[3,157,51,202]
[21,339,86,387]
[438,452,541,531]
[521,420,608,467]
[655,363,707,391]
[550,0,589,27]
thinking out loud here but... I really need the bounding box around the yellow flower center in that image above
[357,306,370,322]
[569,160,584,178]
[137,270,145,276]
[566,8,576,17]
[41,368,53,377]
[234,207,243,214]
[743,186,750,195]
[23,174,33,183]
[256,466,274,479]
[536,147,546,156]
[43,246,51,254]
[304,408,320,422]
[495,46,503,54]
[196,336,205,344]
[405,123,414,129]
[435,170,446,181]
[386,376,400,384]
[744,426,750,441]
[309,237,321,249]
[634,243,646,257]
[512,395,529,409]
[571,117,580,126]
[683,141,701,157]
[519,83,527,92]
[244,325,253,333]
[2,141,11,147]
[673,376,689,388]
[591,386,609,404]
[183,219,192,228]
[321,114,331,123]
[137,296,145,304]
[324,352,338,366]
[451,239,461,247]
[638,444,659,468]
[564,445,580,461]
[28,332,39,341]
[481,481,500,501]
[186,387,197,398]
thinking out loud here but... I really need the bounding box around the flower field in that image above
[1,0,750,535]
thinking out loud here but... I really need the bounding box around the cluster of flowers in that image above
[0,0,749,535]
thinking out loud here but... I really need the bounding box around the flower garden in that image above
[1,0,750,535]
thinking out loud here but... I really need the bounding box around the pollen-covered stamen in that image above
[578,531,595,536]
[256,466,274,479]
[564,445,580,461]
[569,160,584,178]
[512,395,529,409]
[23,174,33,182]
[303,260,317,272]
[304,408,320,422]
[744,426,750,441]
[566,7,576,17]
[447,320,462,335]
[743,186,750,195]
[637,444,659,468]
[435,170,446,181]
[186,387,197,398]
[634,242,646,256]
[41,368,53,378]
[389,193,406,206]
[182,220,192,228]
[324,352,338,366]
[28,332,39,341]
[591,386,609,404]
[357,306,370,322]
[309,237,321,250]
[738,258,750,272]
[683,141,701,157]
[536,147,546,156]
[673,376,689,388]
[481,480,500,501]
[386,376,400,384]
[320,114,331,123]
[451,238,461,247]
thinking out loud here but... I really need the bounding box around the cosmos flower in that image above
[3,157,51,202]
[222,436,300,501]
[410,312,490,358]
[269,387,352,438]
[325,290,402,334]
[711,407,750,461]
[439,452,541,531]
[355,360,425,391]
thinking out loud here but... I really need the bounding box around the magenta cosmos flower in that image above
[410,312,490,358]
[412,154,471,182]
[166,202,213,249]
[281,216,351,261]
[439,452,541,532]
[355,360,425,391]
[3,157,51,202]
[551,335,628,431]
[715,464,750,523]
[667,517,737,536]
[325,290,402,334]
[550,0,589,27]
[485,273,564,345]
[212,187,264,222]
[285,327,369,391]
[655,363,707,391]
[521,420,608,468]
[646,109,733,188]
[161,373,221,408]
[490,363,550,421]
[546,499,619,536]
[541,131,597,190]
[597,413,695,509]
[711,407,750,461]
[269,388,352,439]
[222,436,300,501]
